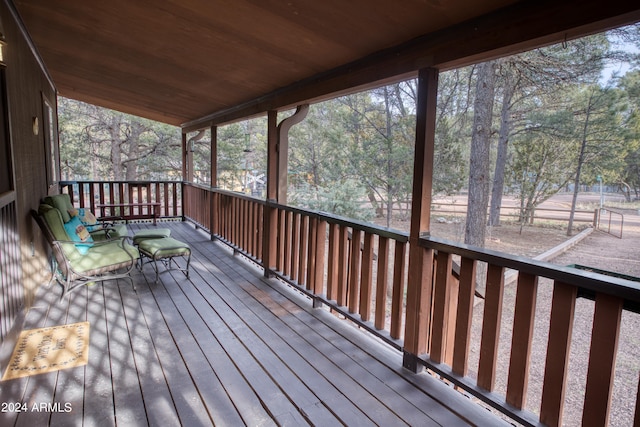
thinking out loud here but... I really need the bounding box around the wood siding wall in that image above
[1,0,58,311]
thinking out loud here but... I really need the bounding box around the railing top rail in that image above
[186,183,268,204]
[59,180,182,185]
[420,235,640,310]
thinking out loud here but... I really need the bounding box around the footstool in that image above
[133,228,171,245]
[137,236,191,283]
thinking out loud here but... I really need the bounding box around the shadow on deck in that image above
[0,221,506,426]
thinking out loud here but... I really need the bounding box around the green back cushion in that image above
[44,194,74,223]
[39,204,70,241]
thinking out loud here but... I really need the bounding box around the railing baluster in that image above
[283,211,293,277]
[252,202,259,256]
[348,229,363,314]
[452,257,477,376]
[108,183,115,211]
[541,281,578,427]
[582,293,623,426]
[298,215,309,286]
[313,220,327,296]
[242,199,248,250]
[337,225,349,307]
[257,203,263,261]
[390,241,407,340]
[478,263,505,391]
[431,250,453,364]
[375,236,390,331]
[327,222,339,301]
[359,232,374,321]
[507,272,538,409]
[291,213,300,282]
[277,209,285,272]
[307,217,318,291]
[78,182,85,208]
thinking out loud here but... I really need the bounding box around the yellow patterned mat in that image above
[2,322,89,381]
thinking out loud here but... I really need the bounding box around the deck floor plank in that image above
[154,274,278,427]
[14,284,72,427]
[144,271,245,425]
[0,221,509,427]
[135,275,214,427]
[162,249,338,426]
[118,279,182,427]
[186,246,412,426]
[102,282,148,427]
[48,286,88,427]
[174,237,379,426]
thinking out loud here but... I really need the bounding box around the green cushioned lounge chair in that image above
[32,205,139,299]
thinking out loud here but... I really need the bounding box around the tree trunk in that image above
[465,61,497,248]
[567,93,594,236]
[384,86,393,228]
[489,75,515,226]
[109,121,123,181]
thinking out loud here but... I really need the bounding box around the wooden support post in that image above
[210,125,217,187]
[263,106,309,277]
[276,105,309,204]
[181,132,189,221]
[403,67,438,371]
[210,126,218,237]
[182,132,188,182]
[262,110,279,277]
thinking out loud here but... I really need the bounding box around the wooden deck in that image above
[0,222,507,426]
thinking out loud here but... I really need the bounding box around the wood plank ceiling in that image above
[12,0,640,128]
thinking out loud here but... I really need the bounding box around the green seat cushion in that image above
[68,240,139,273]
[138,237,190,259]
[133,228,172,245]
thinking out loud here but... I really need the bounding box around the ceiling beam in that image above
[183,0,640,131]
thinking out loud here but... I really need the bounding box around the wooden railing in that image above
[268,201,410,349]
[121,181,640,426]
[417,236,640,427]
[60,180,183,220]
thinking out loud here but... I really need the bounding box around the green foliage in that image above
[289,180,374,221]
[58,97,181,181]
[507,109,577,220]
